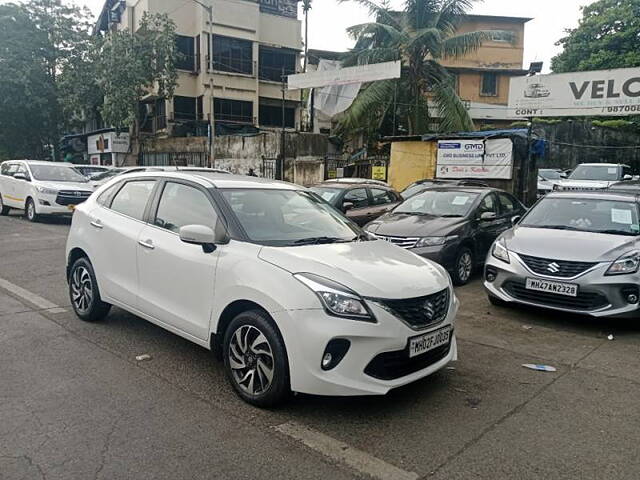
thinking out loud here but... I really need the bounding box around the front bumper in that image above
[273,294,459,396]
[484,252,640,319]
[34,192,88,215]
[409,242,460,272]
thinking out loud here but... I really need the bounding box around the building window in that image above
[481,72,498,96]
[489,30,515,43]
[212,35,253,75]
[176,35,196,71]
[140,99,166,133]
[259,101,295,128]
[214,98,253,125]
[173,96,197,121]
[259,46,296,82]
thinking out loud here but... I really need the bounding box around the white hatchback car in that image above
[65,172,458,406]
[0,160,93,221]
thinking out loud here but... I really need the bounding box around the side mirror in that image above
[179,224,221,253]
[511,215,522,226]
[14,173,28,181]
[342,201,355,213]
[480,212,497,221]
[624,174,632,181]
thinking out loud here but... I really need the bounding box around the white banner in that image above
[287,61,401,90]
[437,138,513,180]
[88,132,130,154]
[509,67,640,117]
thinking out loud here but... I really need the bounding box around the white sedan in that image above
[65,171,458,406]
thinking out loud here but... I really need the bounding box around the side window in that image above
[154,182,217,233]
[109,180,155,221]
[16,164,30,180]
[497,193,516,215]
[343,188,369,208]
[0,163,10,176]
[370,188,395,206]
[477,194,498,216]
[97,182,123,207]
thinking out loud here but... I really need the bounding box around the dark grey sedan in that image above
[364,187,526,285]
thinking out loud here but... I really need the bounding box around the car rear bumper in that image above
[273,295,459,396]
[484,252,640,319]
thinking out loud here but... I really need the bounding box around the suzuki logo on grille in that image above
[423,300,436,320]
[547,262,561,273]
[74,191,81,196]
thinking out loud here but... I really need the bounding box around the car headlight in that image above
[36,186,58,195]
[492,238,510,264]
[294,272,375,322]
[414,235,459,248]
[606,251,640,276]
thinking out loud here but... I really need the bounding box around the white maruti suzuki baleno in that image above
[65,171,458,406]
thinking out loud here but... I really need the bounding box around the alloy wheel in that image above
[27,201,35,220]
[228,325,275,396]
[71,266,93,314]
[458,252,473,283]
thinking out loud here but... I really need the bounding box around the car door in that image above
[0,162,18,207]
[86,179,157,308]
[368,188,401,220]
[342,188,371,226]
[136,180,220,341]
[474,193,502,258]
[12,163,31,209]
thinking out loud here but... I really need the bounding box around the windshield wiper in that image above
[440,214,464,218]
[590,229,639,236]
[524,225,583,231]
[293,236,350,245]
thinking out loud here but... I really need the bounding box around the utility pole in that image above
[525,117,533,204]
[279,66,286,181]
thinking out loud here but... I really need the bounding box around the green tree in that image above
[337,0,510,137]
[95,13,179,132]
[552,0,640,73]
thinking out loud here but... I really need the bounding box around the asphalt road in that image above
[1,211,640,480]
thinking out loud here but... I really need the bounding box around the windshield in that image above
[221,189,360,246]
[30,165,88,183]
[539,170,563,180]
[569,165,620,181]
[308,186,343,204]
[395,190,478,217]
[521,197,640,235]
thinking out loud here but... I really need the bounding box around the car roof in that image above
[419,186,500,194]
[577,163,627,167]
[5,160,72,167]
[546,191,640,202]
[118,171,300,190]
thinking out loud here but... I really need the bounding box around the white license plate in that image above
[409,326,451,358]
[525,278,578,297]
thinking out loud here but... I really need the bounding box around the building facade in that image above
[94,0,302,142]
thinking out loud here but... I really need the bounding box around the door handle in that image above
[90,220,103,229]
[138,239,155,250]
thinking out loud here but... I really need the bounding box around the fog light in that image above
[321,339,350,371]
[38,199,51,206]
[628,294,638,304]
[485,266,498,282]
[621,286,639,304]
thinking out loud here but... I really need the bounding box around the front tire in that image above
[223,310,290,407]
[68,257,111,322]
[0,194,9,215]
[25,198,39,222]
[452,247,474,286]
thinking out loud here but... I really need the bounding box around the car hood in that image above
[558,179,615,189]
[258,240,448,299]
[503,226,639,262]
[365,213,466,237]
[35,180,93,191]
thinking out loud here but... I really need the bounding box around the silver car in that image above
[484,191,640,318]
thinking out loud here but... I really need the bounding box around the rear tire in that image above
[0,194,9,215]
[223,310,290,408]
[25,198,39,222]
[68,257,111,322]
[452,247,474,286]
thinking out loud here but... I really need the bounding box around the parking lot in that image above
[2,211,640,480]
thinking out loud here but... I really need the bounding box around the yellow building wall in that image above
[388,141,437,192]
[457,71,513,105]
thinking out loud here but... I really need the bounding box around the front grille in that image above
[364,341,452,380]
[55,190,92,206]
[518,254,597,278]
[378,288,450,330]
[375,234,420,249]
[503,281,608,311]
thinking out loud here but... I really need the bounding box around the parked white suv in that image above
[0,160,93,221]
[65,171,458,406]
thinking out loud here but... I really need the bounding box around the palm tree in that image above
[337,0,513,135]
[302,0,312,72]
